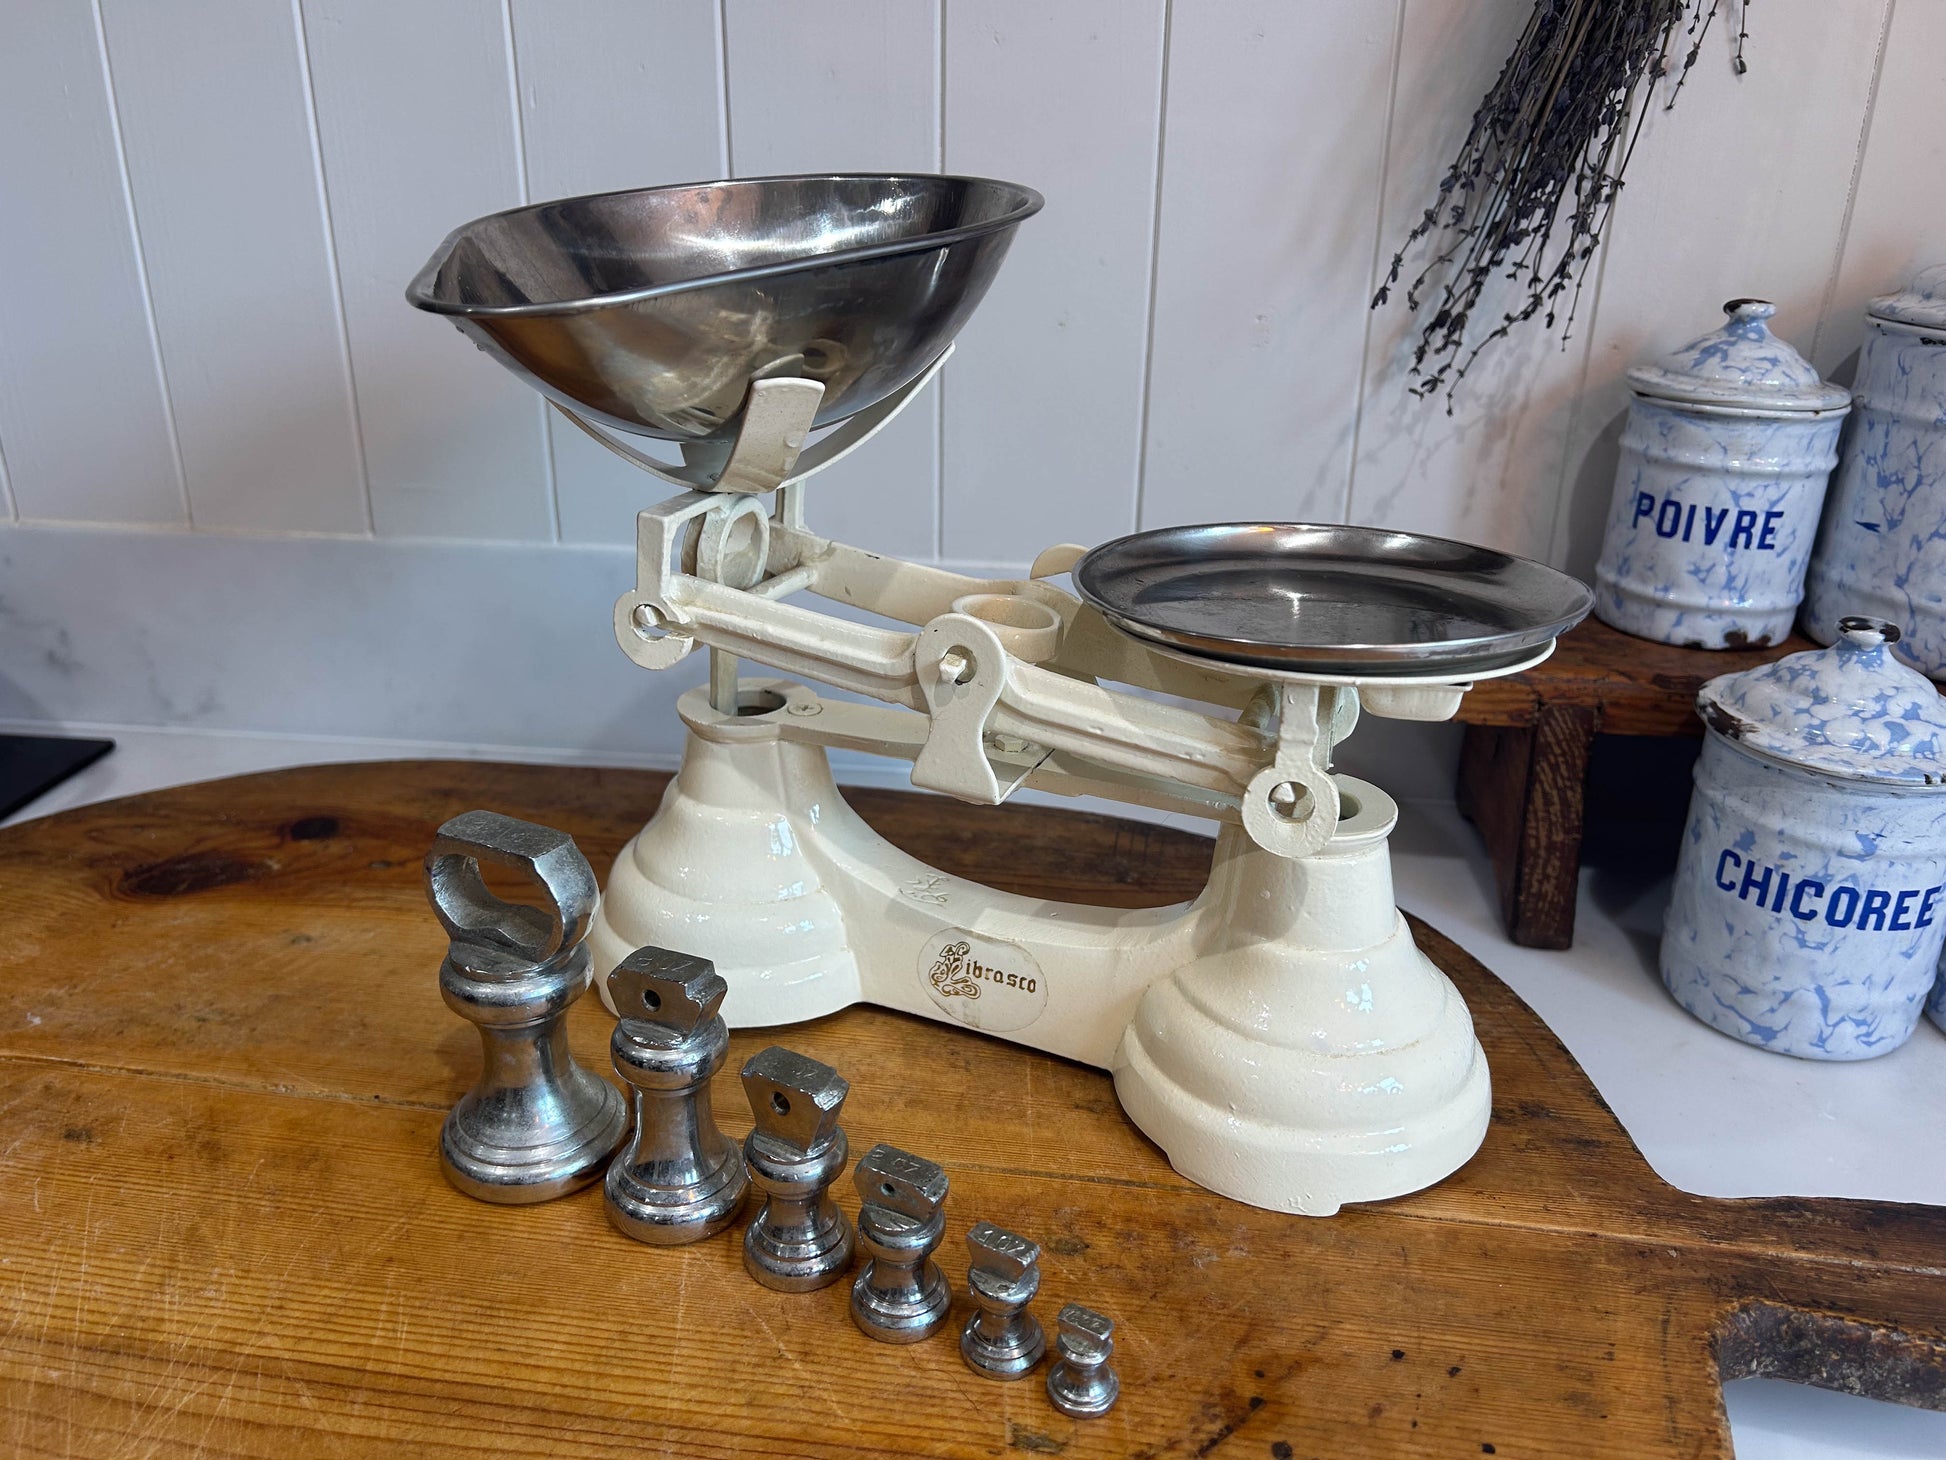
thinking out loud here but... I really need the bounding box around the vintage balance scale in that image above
[409,175,1591,1217]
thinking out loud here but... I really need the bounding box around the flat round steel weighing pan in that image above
[1074,523,1594,677]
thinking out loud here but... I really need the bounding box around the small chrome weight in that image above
[425,810,630,1203]
[849,1144,952,1343]
[1045,1303,1119,1418]
[603,947,749,1244]
[960,1220,1045,1379]
[740,1046,855,1291]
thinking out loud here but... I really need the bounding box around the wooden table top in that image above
[1456,616,1819,735]
[1,760,1942,1458]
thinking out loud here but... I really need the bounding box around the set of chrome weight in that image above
[426,810,1119,1418]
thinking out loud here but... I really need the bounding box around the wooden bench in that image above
[1454,615,1816,949]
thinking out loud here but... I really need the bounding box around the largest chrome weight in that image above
[409,174,1591,1215]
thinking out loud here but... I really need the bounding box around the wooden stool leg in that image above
[1457,706,1601,950]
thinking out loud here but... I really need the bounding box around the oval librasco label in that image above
[918,927,1048,1033]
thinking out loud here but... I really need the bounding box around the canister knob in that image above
[1836,614,1901,649]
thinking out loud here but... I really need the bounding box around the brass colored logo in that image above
[917,928,1048,1033]
[928,940,983,998]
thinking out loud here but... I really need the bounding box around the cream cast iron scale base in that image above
[593,701,1490,1216]
[577,369,1530,1217]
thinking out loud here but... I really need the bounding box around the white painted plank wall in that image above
[942,0,1165,560]
[301,0,550,542]
[1142,0,1399,530]
[512,0,727,546]
[0,1,181,525]
[724,0,942,559]
[1350,0,1596,562]
[99,0,367,536]
[4,1,1917,559]
[1813,0,1946,382]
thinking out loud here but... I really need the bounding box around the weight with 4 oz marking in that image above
[1662,618,1946,1059]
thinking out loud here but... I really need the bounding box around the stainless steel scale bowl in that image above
[408,173,1043,444]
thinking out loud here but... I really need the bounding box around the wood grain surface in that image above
[1456,707,1601,951]
[0,761,1941,1458]
[1455,615,1818,736]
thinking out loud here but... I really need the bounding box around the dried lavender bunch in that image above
[1373,0,1744,406]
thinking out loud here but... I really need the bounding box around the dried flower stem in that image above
[1372,0,1744,408]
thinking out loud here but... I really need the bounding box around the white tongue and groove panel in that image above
[1547,0,1892,577]
[513,0,728,547]
[0,2,181,526]
[1348,0,1597,563]
[942,0,1164,560]
[98,0,367,537]
[301,0,550,542]
[1812,0,1946,380]
[722,0,941,562]
[1141,0,1398,531]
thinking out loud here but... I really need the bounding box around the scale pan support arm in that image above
[607,490,1412,856]
[552,347,953,497]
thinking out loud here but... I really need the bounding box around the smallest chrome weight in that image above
[1045,1304,1120,1419]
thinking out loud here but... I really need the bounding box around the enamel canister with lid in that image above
[1593,300,1850,648]
[1803,265,1946,675]
[1662,617,1946,1059]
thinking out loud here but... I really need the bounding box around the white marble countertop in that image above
[7,723,1944,1459]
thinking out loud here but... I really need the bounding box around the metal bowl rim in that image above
[405,172,1046,319]
[1072,521,1594,664]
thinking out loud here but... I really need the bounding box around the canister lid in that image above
[1626,299,1850,414]
[1866,263,1946,332]
[1697,618,1946,786]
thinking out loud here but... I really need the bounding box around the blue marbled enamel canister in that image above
[1803,265,1946,677]
[1663,617,1946,1059]
[1595,300,1849,648]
